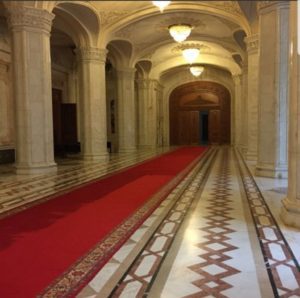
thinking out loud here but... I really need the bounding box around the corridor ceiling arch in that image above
[53,2,101,48]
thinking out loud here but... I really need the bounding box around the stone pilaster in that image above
[7,7,57,174]
[244,34,259,161]
[232,75,243,149]
[136,79,161,149]
[117,67,137,152]
[77,47,109,161]
[281,2,300,228]
[256,1,289,178]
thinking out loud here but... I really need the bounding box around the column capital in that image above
[136,78,161,90]
[76,47,108,63]
[117,67,136,80]
[244,34,259,54]
[6,7,54,33]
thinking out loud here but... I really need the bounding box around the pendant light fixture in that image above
[168,24,192,43]
[190,65,204,77]
[182,48,200,64]
[152,1,171,12]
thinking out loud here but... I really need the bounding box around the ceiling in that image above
[48,1,257,78]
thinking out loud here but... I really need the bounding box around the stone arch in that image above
[107,39,133,68]
[160,66,234,146]
[52,2,101,48]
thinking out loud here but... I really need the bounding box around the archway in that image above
[50,2,102,157]
[169,81,231,146]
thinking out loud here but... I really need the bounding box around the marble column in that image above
[281,1,300,228]
[77,47,109,161]
[7,7,57,174]
[156,82,164,147]
[240,66,248,155]
[117,67,137,152]
[245,35,259,161]
[256,1,289,178]
[233,75,242,149]
[136,79,160,148]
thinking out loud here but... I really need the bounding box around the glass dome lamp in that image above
[152,1,171,12]
[190,65,204,77]
[182,48,200,64]
[168,24,192,43]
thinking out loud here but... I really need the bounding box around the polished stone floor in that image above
[0,146,299,298]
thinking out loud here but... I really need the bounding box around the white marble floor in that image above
[0,146,299,298]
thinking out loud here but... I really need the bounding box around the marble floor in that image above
[0,146,299,298]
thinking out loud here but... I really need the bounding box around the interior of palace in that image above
[0,1,300,297]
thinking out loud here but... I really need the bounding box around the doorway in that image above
[52,88,79,157]
[169,81,231,146]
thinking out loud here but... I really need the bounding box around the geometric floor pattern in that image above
[235,150,300,298]
[0,146,299,298]
[186,148,241,297]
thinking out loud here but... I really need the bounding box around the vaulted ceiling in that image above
[2,0,258,78]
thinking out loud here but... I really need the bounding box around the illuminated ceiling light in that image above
[168,24,192,43]
[182,48,200,64]
[190,65,204,77]
[152,1,171,12]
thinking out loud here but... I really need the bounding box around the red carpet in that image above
[0,147,207,297]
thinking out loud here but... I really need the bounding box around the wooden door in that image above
[175,111,199,145]
[61,103,79,152]
[52,88,63,155]
[209,110,221,144]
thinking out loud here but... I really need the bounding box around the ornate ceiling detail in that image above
[172,43,211,54]
[99,11,131,27]
[257,1,275,10]
[204,1,243,15]
[155,16,206,33]
[114,27,132,39]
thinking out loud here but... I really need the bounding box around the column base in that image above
[15,162,57,175]
[81,152,109,162]
[245,150,257,161]
[239,145,247,156]
[255,164,288,178]
[281,197,300,228]
[138,144,157,150]
[118,147,137,153]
